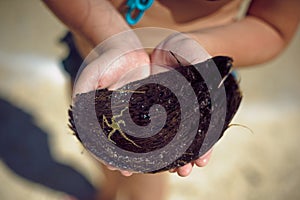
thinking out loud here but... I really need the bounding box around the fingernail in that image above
[121,171,133,176]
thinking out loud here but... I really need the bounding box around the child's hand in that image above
[74,49,150,94]
[72,34,151,176]
[151,33,214,177]
[73,31,151,95]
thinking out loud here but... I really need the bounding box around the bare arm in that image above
[188,0,300,66]
[42,0,137,47]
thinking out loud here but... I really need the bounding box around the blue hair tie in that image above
[126,0,154,25]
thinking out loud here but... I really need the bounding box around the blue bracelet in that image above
[126,0,154,25]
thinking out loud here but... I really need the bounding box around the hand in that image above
[74,49,150,94]
[150,33,214,177]
[73,32,151,176]
[73,30,151,95]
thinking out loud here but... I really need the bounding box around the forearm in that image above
[42,0,138,48]
[188,0,300,67]
[188,16,286,66]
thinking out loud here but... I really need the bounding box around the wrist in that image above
[101,30,145,51]
[184,32,217,57]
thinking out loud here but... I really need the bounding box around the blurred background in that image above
[0,0,299,200]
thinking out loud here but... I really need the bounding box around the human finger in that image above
[195,148,213,167]
[177,163,193,177]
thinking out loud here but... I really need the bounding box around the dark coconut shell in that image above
[69,56,242,173]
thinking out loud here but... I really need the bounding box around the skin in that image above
[43,0,300,199]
